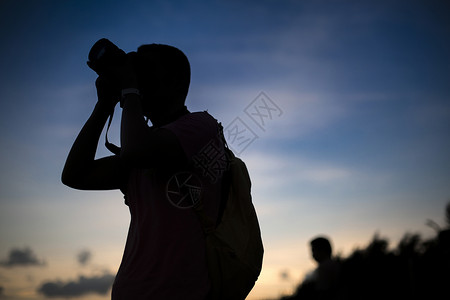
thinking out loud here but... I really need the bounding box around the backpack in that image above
[193,147,264,300]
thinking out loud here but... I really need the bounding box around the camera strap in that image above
[105,110,121,155]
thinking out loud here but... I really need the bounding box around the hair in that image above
[136,44,191,105]
[310,236,333,257]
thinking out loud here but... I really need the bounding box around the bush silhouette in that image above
[279,202,450,300]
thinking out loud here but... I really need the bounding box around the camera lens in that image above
[87,38,126,76]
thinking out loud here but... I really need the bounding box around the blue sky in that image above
[1,0,449,299]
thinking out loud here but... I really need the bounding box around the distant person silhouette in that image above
[308,236,340,297]
[62,40,227,299]
[289,236,341,300]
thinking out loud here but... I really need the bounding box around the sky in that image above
[0,0,449,299]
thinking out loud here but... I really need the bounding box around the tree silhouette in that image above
[277,202,450,300]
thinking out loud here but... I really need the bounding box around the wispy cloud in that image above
[244,151,353,190]
[77,249,92,266]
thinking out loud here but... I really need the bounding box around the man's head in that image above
[135,44,191,120]
[310,236,333,264]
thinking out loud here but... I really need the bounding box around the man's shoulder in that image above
[183,110,217,123]
[164,111,222,159]
[169,110,219,134]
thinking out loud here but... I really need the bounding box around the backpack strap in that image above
[217,122,235,222]
[193,201,216,235]
[193,122,233,235]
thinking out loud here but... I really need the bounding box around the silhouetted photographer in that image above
[62,39,227,299]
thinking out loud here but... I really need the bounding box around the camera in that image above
[87,38,127,76]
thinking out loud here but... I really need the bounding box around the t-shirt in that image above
[112,111,225,300]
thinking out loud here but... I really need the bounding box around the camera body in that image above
[87,38,127,77]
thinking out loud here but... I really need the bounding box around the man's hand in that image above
[108,53,139,89]
[95,76,120,113]
[95,53,139,111]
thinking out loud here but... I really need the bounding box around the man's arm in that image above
[61,78,125,190]
[119,92,187,170]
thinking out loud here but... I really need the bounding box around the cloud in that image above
[37,273,115,298]
[76,250,92,266]
[279,269,292,282]
[0,247,45,268]
[244,151,353,191]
